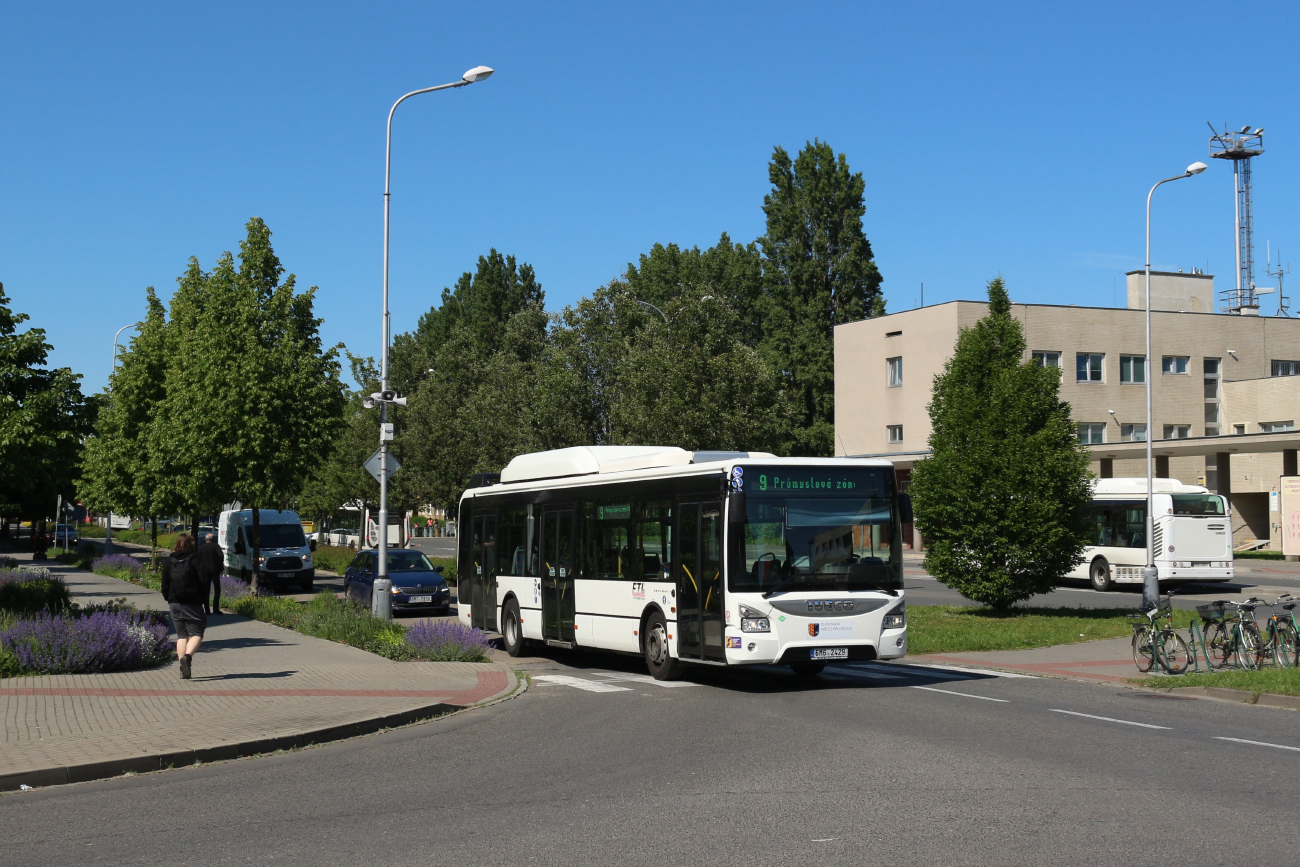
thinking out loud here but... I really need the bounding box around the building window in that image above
[1260,421,1296,433]
[1272,360,1300,377]
[1032,351,1061,369]
[887,356,902,388]
[1163,425,1191,439]
[1077,423,1105,444]
[1162,355,1189,375]
[1076,353,1104,383]
[1121,423,1147,442]
[1120,355,1146,384]
[1234,424,1246,435]
[887,424,903,444]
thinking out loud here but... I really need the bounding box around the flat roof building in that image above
[834,275,1300,548]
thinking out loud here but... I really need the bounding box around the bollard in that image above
[372,577,393,620]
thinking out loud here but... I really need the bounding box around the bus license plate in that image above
[408,595,433,604]
[811,647,849,660]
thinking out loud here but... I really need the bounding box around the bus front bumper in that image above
[721,628,907,665]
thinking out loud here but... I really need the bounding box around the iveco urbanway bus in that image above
[457,446,909,679]
[1067,478,1234,591]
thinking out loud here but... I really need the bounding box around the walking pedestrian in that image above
[196,532,224,616]
[161,533,206,679]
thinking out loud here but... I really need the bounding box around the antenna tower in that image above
[1266,249,1291,317]
[1209,123,1264,314]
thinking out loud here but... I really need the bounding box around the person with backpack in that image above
[161,533,206,679]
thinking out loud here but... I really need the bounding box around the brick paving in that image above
[0,553,518,790]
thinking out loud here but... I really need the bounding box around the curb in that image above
[0,664,522,793]
[1166,685,1300,710]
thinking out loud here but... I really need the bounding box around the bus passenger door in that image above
[541,507,576,644]
[470,514,498,631]
[679,501,725,661]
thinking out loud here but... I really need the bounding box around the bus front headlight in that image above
[881,604,906,630]
[739,603,770,633]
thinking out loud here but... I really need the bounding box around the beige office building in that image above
[835,272,1300,547]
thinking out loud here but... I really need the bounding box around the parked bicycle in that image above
[1130,592,1190,674]
[1260,594,1299,668]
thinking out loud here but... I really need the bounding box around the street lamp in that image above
[1142,161,1207,608]
[103,323,139,556]
[374,65,494,619]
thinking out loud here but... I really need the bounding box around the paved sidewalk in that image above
[0,554,519,791]
[915,636,1140,683]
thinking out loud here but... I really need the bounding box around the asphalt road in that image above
[5,647,1299,866]
[902,556,1300,610]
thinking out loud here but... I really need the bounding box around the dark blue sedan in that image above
[343,549,451,615]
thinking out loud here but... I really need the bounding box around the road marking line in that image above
[910,686,1009,702]
[589,671,699,688]
[1050,709,1169,729]
[1215,737,1300,753]
[532,675,633,693]
[914,663,1038,679]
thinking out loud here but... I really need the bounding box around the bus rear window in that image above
[1171,495,1226,516]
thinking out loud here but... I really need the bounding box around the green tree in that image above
[165,218,346,585]
[79,291,173,560]
[0,283,96,530]
[297,353,385,527]
[908,277,1093,610]
[759,139,884,455]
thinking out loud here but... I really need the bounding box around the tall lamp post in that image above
[370,65,494,619]
[1142,161,1207,608]
[103,323,139,556]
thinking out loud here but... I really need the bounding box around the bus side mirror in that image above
[726,490,747,526]
[899,493,914,525]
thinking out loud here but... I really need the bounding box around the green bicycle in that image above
[1131,594,1190,675]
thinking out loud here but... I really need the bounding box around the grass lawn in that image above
[908,605,1134,655]
[1141,668,1300,697]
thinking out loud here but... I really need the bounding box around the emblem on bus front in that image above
[807,601,855,613]
[808,624,820,637]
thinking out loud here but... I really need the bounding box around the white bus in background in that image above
[457,446,910,680]
[1069,478,1234,591]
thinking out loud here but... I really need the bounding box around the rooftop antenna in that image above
[1209,122,1265,314]
[1265,241,1291,317]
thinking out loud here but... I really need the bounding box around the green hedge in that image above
[312,545,355,575]
[1234,549,1285,560]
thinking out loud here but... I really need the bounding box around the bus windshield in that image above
[731,466,901,595]
[1171,494,1226,516]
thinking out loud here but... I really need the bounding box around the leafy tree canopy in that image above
[908,277,1093,610]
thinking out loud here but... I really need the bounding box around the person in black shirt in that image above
[161,533,206,680]
[196,532,225,616]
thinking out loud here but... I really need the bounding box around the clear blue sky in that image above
[4,1,1298,392]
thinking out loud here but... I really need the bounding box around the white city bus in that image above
[1067,478,1234,591]
[456,446,909,679]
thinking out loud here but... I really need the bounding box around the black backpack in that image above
[169,554,203,602]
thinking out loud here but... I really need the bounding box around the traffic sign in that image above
[364,448,401,482]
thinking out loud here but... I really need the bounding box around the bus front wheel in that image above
[644,611,683,681]
[1089,558,1113,592]
[502,599,525,658]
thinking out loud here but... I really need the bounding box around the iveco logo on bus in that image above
[807,601,855,613]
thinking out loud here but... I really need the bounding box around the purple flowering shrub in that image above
[220,574,250,602]
[92,553,145,578]
[404,619,491,662]
[0,609,173,674]
[0,567,71,616]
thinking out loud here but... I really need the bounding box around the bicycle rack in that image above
[1186,618,1212,674]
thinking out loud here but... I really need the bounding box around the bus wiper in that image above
[762,572,898,598]
[761,574,805,599]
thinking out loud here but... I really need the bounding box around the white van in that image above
[218,509,316,591]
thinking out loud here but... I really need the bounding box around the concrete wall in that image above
[1126,270,1215,313]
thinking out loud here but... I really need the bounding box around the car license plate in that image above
[409,595,433,604]
[810,647,849,660]
[277,572,293,579]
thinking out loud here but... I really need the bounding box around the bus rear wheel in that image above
[644,611,683,681]
[1089,557,1113,592]
[502,599,525,658]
